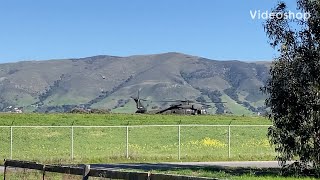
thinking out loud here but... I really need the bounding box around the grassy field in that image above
[1,113,315,179]
[150,168,318,180]
[0,113,274,164]
[0,113,270,126]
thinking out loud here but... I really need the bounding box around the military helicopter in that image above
[131,90,225,115]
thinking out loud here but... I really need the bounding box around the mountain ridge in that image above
[0,52,271,114]
[0,52,271,65]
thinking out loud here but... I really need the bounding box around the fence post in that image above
[228,125,231,158]
[71,126,74,160]
[4,165,7,180]
[82,164,90,180]
[126,126,129,159]
[10,126,13,159]
[178,125,181,160]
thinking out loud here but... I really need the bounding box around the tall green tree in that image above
[263,0,320,172]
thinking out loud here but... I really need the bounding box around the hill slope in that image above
[0,52,270,114]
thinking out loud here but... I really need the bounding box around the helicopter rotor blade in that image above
[196,102,212,107]
[184,100,195,103]
[200,103,212,107]
[131,96,147,101]
[196,101,227,104]
[153,100,196,103]
[146,98,228,104]
[152,100,180,102]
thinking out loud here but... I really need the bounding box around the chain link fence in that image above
[0,125,275,162]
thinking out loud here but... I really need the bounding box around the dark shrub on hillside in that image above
[69,108,109,114]
[89,109,110,114]
[69,108,89,114]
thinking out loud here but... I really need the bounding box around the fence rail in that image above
[4,159,218,180]
[0,125,273,161]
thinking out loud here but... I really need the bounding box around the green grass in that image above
[221,95,254,115]
[111,100,137,113]
[0,113,270,126]
[150,168,318,180]
[44,93,90,106]
[0,113,273,164]
[0,113,315,179]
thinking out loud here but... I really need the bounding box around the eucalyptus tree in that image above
[263,0,320,173]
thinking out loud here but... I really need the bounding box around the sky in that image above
[0,0,300,63]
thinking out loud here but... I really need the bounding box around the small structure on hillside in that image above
[4,106,23,113]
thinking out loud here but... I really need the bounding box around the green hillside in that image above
[0,53,270,115]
